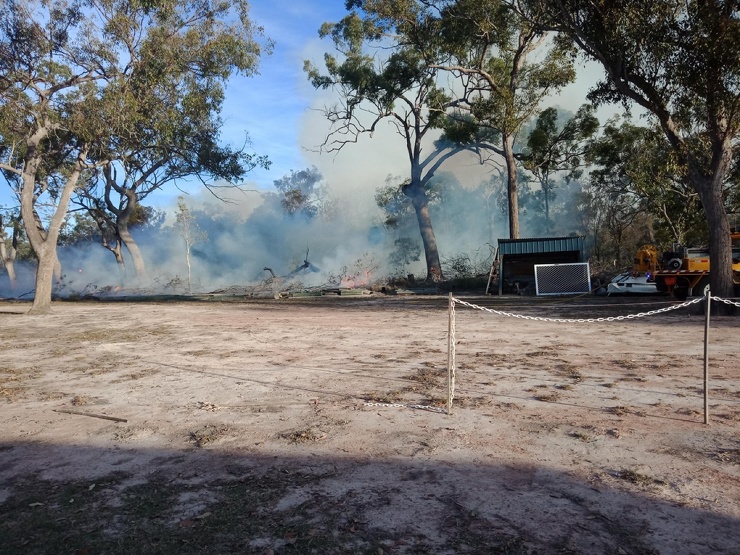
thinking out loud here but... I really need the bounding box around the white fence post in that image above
[703,288,711,425]
[447,293,456,415]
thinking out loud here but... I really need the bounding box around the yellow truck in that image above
[651,231,740,299]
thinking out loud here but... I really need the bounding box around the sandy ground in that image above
[0,293,739,554]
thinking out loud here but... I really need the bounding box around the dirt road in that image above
[1,294,738,554]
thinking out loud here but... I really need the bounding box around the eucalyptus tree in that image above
[438,0,578,238]
[524,104,599,232]
[0,0,268,313]
[346,0,577,239]
[525,0,740,297]
[305,11,473,281]
[272,166,324,219]
[65,199,165,275]
[588,120,708,249]
[73,133,265,280]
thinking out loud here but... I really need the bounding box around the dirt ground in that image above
[0,293,739,555]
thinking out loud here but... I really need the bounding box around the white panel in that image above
[535,263,591,296]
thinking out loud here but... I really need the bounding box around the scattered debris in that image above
[280,428,327,443]
[54,409,127,423]
[188,424,229,447]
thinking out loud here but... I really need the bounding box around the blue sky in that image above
[217,0,350,193]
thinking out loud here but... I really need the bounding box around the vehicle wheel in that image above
[667,258,683,270]
[673,287,689,300]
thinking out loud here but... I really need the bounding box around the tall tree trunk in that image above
[117,220,146,279]
[19,137,87,314]
[503,133,520,239]
[0,215,17,288]
[2,259,17,288]
[32,242,57,312]
[185,242,193,293]
[659,111,735,301]
[112,243,126,270]
[102,238,126,280]
[105,240,127,283]
[682,134,735,301]
[108,181,146,279]
[404,183,443,282]
[696,175,733,299]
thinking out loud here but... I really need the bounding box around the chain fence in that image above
[713,296,740,308]
[451,295,704,323]
[446,293,737,419]
[363,294,737,417]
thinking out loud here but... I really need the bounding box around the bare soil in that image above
[0,293,739,555]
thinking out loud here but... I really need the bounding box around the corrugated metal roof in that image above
[498,236,584,255]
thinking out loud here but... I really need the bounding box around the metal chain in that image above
[713,296,740,308]
[450,296,704,323]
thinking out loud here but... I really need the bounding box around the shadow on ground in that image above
[1,440,738,555]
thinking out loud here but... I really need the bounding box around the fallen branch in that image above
[54,409,128,423]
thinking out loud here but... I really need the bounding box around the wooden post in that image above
[703,288,711,425]
[447,293,456,415]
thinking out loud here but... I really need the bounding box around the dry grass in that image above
[279,428,327,444]
[0,386,25,401]
[570,431,593,442]
[534,392,561,403]
[616,469,665,487]
[187,424,229,448]
[361,388,411,404]
[711,449,740,464]
[613,359,640,370]
[111,370,157,382]
[38,390,66,401]
[404,366,443,388]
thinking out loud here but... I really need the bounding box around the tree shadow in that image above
[1,439,737,555]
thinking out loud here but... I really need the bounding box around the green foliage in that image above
[58,213,101,247]
[375,182,414,229]
[0,0,271,220]
[305,3,468,280]
[436,0,577,134]
[588,118,708,248]
[0,0,270,303]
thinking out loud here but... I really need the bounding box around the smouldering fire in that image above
[339,268,372,288]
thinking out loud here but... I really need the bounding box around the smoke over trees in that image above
[0,0,269,313]
[272,166,325,219]
[2,0,739,302]
[304,12,473,282]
